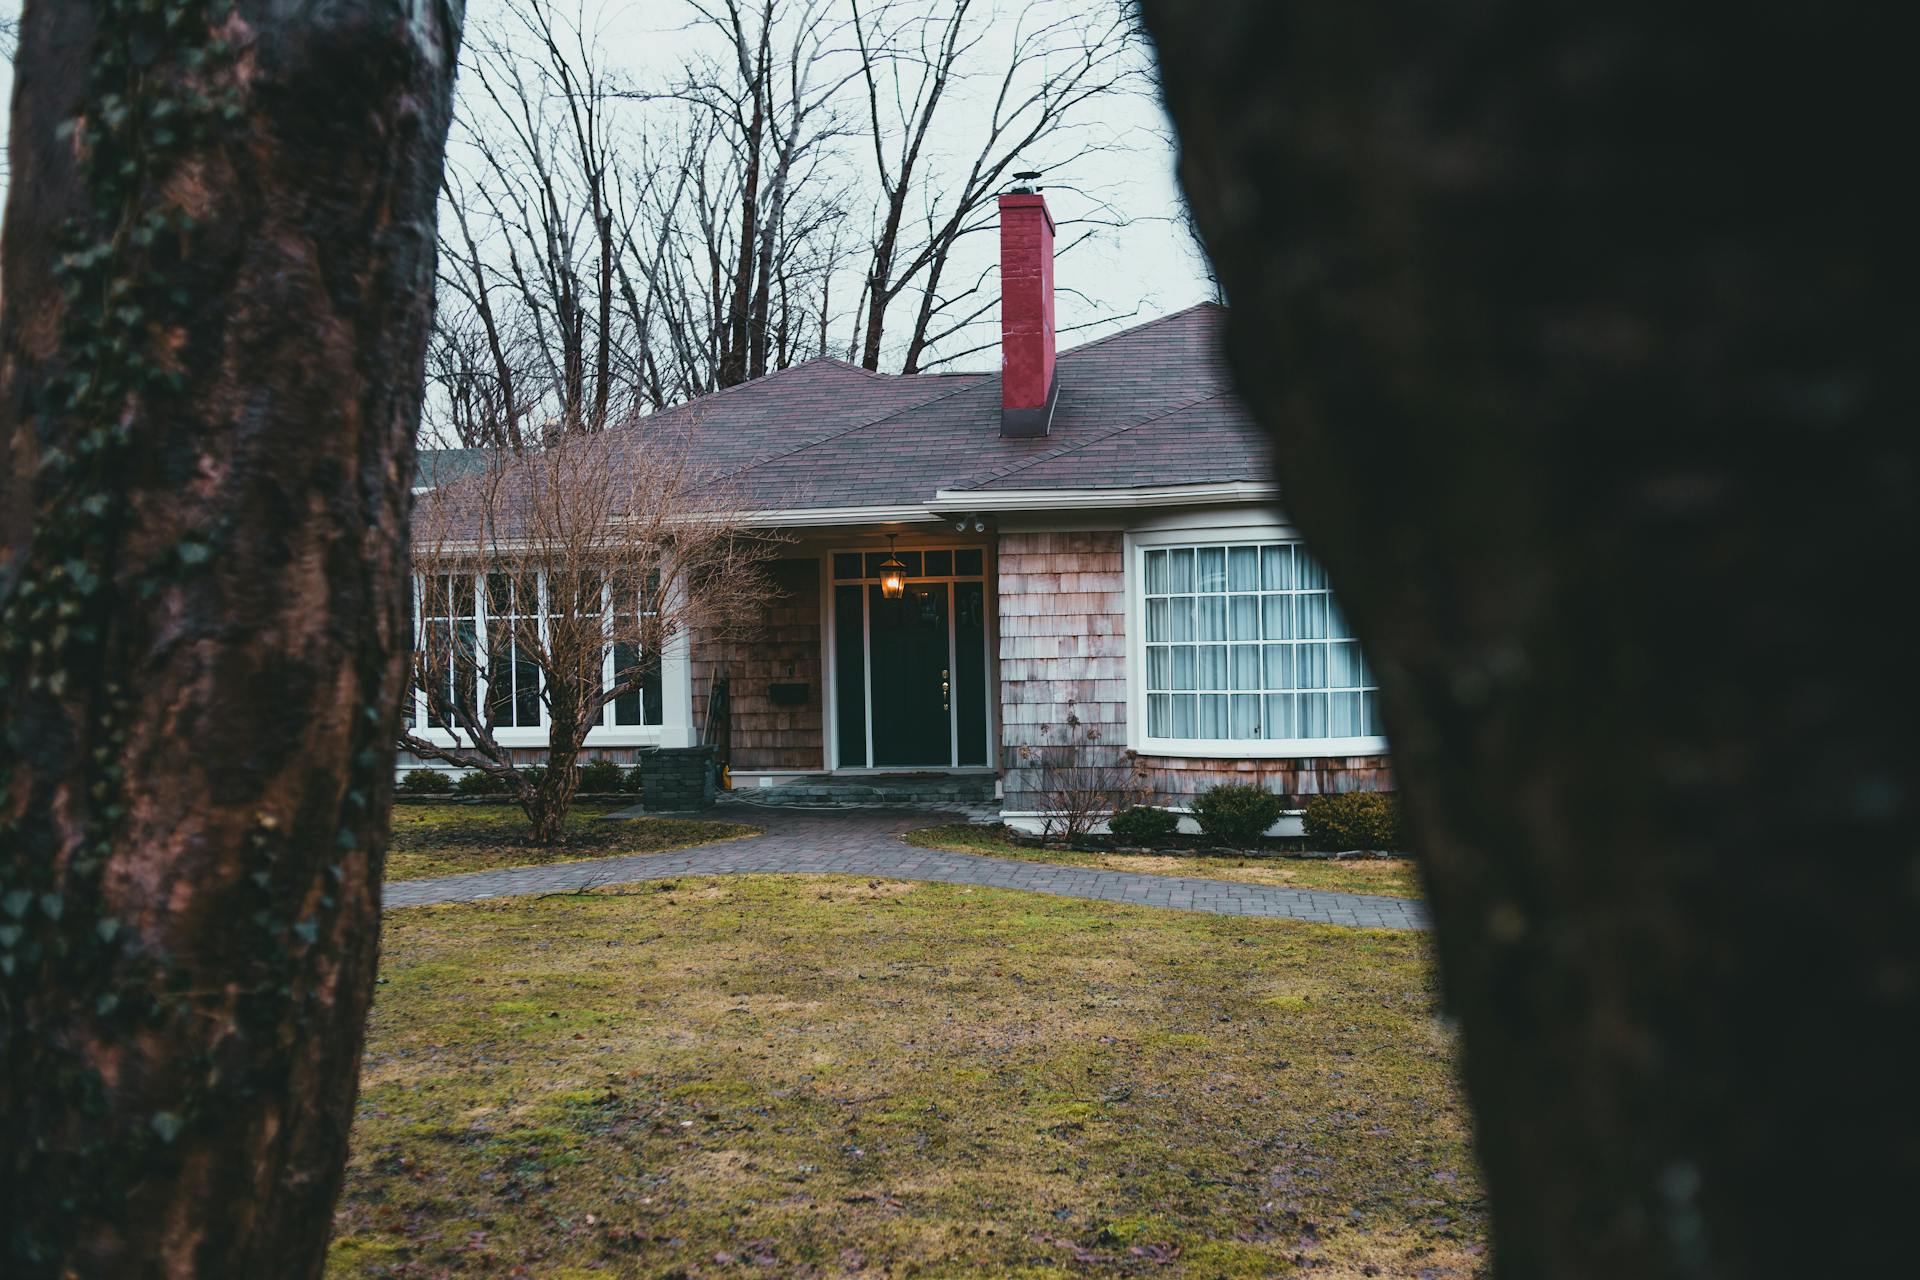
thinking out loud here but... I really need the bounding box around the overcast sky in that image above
[0,1,1214,372]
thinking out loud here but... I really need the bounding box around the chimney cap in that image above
[1009,169,1043,194]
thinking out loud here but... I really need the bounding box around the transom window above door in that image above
[1136,539,1387,756]
[833,547,985,580]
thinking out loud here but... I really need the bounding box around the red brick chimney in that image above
[998,190,1058,438]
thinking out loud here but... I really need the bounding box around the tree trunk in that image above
[0,4,462,1276]
[1139,3,1915,1275]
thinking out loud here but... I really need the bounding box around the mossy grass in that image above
[332,876,1482,1277]
[902,823,1425,899]
[385,802,756,882]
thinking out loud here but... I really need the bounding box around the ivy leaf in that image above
[96,918,121,943]
[39,894,63,922]
[177,541,212,567]
[292,917,319,945]
[3,890,32,919]
[150,1111,184,1143]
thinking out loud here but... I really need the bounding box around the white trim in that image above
[680,503,947,529]
[1121,522,1391,761]
[930,480,1277,513]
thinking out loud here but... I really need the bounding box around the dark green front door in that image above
[868,582,950,766]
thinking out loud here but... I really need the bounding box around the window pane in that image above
[1167,548,1193,593]
[451,575,474,617]
[955,548,984,576]
[1299,643,1328,689]
[486,572,513,616]
[833,552,862,579]
[1230,596,1260,641]
[1232,644,1261,690]
[1196,547,1226,591]
[1228,546,1259,591]
[924,549,952,576]
[1172,693,1197,738]
[1147,645,1171,690]
[1296,552,1328,590]
[1262,594,1293,640]
[1300,692,1328,738]
[1147,598,1169,643]
[516,655,541,726]
[864,551,889,578]
[1148,693,1171,737]
[1329,641,1363,688]
[1197,644,1227,690]
[1362,690,1382,736]
[1169,596,1195,642]
[1196,595,1225,641]
[1231,693,1261,739]
[1265,692,1296,740]
[1262,544,1292,591]
[1198,694,1228,738]
[1299,593,1329,639]
[1144,549,1168,594]
[424,574,449,618]
[1171,645,1197,691]
[1330,691,1363,737]
[1263,644,1293,691]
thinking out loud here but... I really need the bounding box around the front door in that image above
[868,582,950,766]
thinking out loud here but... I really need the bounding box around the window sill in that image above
[1130,735,1390,760]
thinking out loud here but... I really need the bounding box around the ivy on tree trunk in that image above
[0,3,462,1275]
[1138,2,1915,1275]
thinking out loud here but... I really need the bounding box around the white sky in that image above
[0,1,1213,373]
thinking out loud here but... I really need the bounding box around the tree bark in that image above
[1139,3,1915,1275]
[0,3,462,1276]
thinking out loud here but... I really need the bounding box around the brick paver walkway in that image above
[383,801,1428,930]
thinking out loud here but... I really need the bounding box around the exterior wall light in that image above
[879,535,907,600]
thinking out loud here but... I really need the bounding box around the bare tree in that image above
[847,0,1149,372]
[0,2,460,1275]
[402,428,773,843]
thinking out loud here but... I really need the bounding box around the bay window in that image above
[1135,536,1386,755]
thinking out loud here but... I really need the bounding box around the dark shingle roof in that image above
[610,303,1268,512]
[413,447,494,489]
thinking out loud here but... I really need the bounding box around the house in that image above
[402,190,1392,832]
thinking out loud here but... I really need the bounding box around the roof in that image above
[413,447,494,490]
[610,303,1271,514]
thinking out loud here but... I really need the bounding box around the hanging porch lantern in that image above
[878,535,907,600]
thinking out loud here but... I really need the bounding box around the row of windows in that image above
[411,572,661,732]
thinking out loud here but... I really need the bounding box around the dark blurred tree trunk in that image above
[1140,2,1914,1276]
[0,3,462,1276]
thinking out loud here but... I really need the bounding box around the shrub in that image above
[578,758,625,793]
[1108,805,1180,846]
[398,768,452,795]
[454,769,507,797]
[1302,791,1404,852]
[622,764,646,794]
[1190,783,1286,847]
[1032,705,1146,841]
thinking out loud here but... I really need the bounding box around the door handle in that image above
[941,668,950,712]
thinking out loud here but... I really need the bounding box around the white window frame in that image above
[409,568,680,749]
[1124,518,1389,759]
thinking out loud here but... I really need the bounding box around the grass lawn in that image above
[385,802,758,882]
[903,824,1425,900]
[332,877,1483,1278]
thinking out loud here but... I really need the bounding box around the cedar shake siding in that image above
[997,529,1393,814]
[998,531,1132,810]
[691,557,824,772]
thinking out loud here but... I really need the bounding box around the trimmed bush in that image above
[399,768,452,794]
[454,769,507,797]
[578,758,625,793]
[1108,805,1180,846]
[1302,791,1404,851]
[1190,783,1286,847]
[622,764,646,794]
